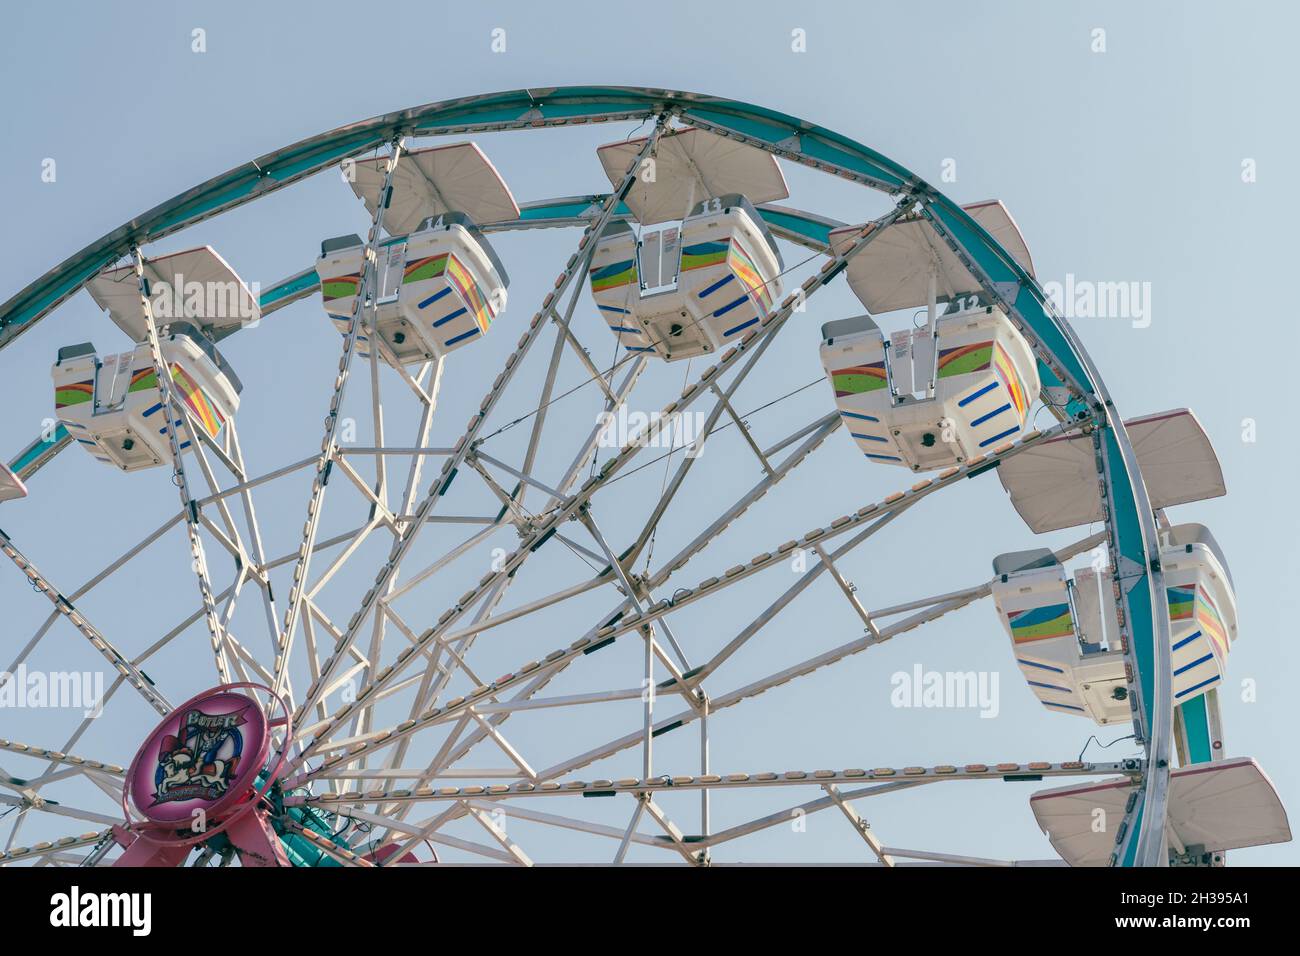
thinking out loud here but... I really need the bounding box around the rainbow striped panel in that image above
[402,254,449,284]
[726,240,773,312]
[55,379,94,408]
[1196,586,1230,660]
[1167,584,1196,622]
[680,241,728,272]
[1007,603,1074,643]
[169,363,225,438]
[832,363,888,397]
[936,340,993,379]
[445,254,493,333]
[992,342,1028,418]
[590,259,637,292]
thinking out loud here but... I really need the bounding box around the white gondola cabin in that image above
[52,324,241,472]
[318,213,510,364]
[991,523,1238,725]
[819,200,1040,472]
[1159,523,1237,705]
[587,194,783,361]
[319,143,517,368]
[819,301,1040,471]
[588,126,789,362]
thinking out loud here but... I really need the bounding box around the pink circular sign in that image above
[128,689,269,825]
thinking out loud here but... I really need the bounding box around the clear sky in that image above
[1,0,1296,864]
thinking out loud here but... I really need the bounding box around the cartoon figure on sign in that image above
[152,706,246,805]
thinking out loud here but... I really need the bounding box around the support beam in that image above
[274,134,407,700]
[134,246,231,683]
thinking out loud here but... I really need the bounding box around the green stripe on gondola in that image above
[129,370,158,392]
[1167,585,1195,620]
[832,372,888,395]
[1012,613,1073,641]
[680,242,728,271]
[54,388,92,407]
[321,278,359,301]
[937,345,994,378]
[403,258,448,284]
[590,261,637,291]
[1010,604,1074,642]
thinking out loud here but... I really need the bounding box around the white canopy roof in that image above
[1030,758,1291,866]
[830,199,1035,314]
[997,408,1226,534]
[86,246,260,342]
[347,142,520,236]
[597,127,789,227]
[0,461,27,503]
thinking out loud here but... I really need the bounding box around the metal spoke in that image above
[134,246,231,682]
[275,134,408,700]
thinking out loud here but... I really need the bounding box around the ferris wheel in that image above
[0,87,1289,867]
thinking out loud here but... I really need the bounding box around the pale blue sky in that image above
[1,1,1296,864]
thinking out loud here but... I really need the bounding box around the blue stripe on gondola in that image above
[610,326,640,334]
[840,411,879,422]
[417,287,453,310]
[723,317,759,337]
[626,346,655,352]
[179,441,191,450]
[76,438,97,445]
[598,304,631,314]
[1042,700,1086,712]
[978,425,1020,447]
[711,295,749,318]
[1012,604,1071,629]
[865,452,901,461]
[1175,674,1221,699]
[63,421,86,430]
[444,328,479,347]
[1027,679,1073,693]
[971,403,1012,427]
[433,307,468,328]
[590,260,634,281]
[957,380,999,407]
[142,402,164,418]
[1172,630,1202,652]
[1017,658,1065,674]
[698,274,735,299]
[1174,653,1214,677]
[850,432,888,442]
